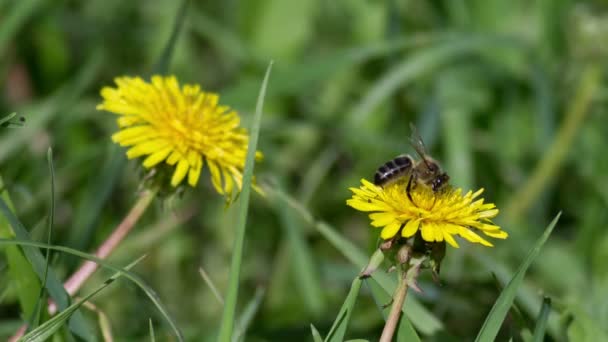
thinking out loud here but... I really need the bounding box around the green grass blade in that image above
[532,297,551,342]
[366,278,421,342]
[0,237,184,342]
[475,212,561,342]
[217,61,273,341]
[233,287,265,342]
[310,324,324,342]
[222,34,446,105]
[0,197,183,341]
[149,318,156,342]
[315,221,442,334]
[0,0,45,55]
[0,192,93,340]
[0,52,103,164]
[0,112,17,126]
[266,186,443,335]
[349,35,522,125]
[0,176,42,326]
[325,277,363,342]
[30,148,56,329]
[67,146,125,260]
[152,0,190,75]
[276,191,325,315]
[20,257,142,342]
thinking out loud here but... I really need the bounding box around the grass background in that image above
[2,0,608,340]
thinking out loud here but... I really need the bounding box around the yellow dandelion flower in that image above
[97,75,262,196]
[347,179,507,248]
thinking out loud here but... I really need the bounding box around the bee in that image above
[373,124,450,201]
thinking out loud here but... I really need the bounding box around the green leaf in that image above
[475,212,561,342]
[217,61,273,342]
[310,324,323,342]
[532,297,551,342]
[366,278,421,342]
[20,257,142,342]
[325,277,362,342]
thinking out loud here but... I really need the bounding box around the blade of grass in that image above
[152,0,190,75]
[0,112,17,126]
[222,33,448,105]
[0,198,183,341]
[199,267,224,305]
[532,297,551,342]
[20,256,143,342]
[149,319,156,342]
[265,185,443,335]
[297,147,337,206]
[325,277,363,342]
[349,35,523,125]
[0,0,45,55]
[504,65,601,221]
[475,212,561,342]
[0,237,183,342]
[30,148,56,329]
[67,145,125,262]
[233,287,265,342]
[366,278,421,342]
[0,176,42,326]
[310,324,323,342]
[0,51,103,164]
[217,61,273,341]
[276,185,325,315]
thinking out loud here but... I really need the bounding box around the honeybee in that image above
[374,124,449,200]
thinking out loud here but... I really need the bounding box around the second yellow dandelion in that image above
[97,75,262,197]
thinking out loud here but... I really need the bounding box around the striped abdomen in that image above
[374,155,413,186]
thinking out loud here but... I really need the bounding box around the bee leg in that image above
[406,175,416,205]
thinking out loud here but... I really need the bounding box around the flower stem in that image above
[50,189,156,313]
[379,268,409,342]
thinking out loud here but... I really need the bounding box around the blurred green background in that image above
[2,0,608,340]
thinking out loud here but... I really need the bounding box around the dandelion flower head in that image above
[97,75,262,196]
[347,179,507,248]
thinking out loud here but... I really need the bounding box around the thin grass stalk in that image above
[217,62,272,341]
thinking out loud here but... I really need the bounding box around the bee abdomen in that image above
[374,155,413,186]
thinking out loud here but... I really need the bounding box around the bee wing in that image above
[409,123,428,160]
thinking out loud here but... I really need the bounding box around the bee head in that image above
[431,173,450,192]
